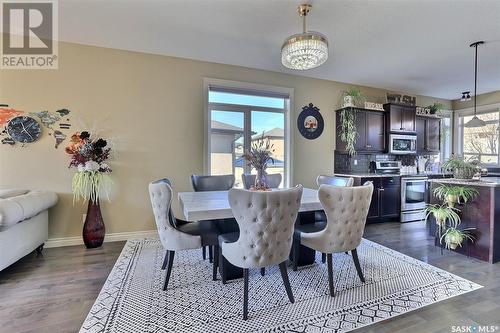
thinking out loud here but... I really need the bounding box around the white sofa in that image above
[0,189,58,271]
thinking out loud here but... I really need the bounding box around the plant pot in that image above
[453,168,475,180]
[342,96,355,107]
[83,199,105,248]
[446,194,458,207]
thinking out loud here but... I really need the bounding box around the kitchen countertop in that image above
[334,172,452,178]
[428,176,500,187]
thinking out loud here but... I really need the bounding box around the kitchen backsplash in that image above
[334,152,434,173]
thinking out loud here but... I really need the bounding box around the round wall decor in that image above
[297,103,324,140]
[7,116,42,143]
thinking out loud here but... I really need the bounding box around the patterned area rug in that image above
[80,239,481,333]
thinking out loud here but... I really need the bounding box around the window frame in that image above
[203,78,294,187]
[453,103,500,166]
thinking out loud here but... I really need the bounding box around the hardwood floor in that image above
[0,222,499,333]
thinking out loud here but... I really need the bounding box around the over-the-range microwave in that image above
[388,133,417,155]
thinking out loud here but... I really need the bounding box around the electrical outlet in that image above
[353,159,358,166]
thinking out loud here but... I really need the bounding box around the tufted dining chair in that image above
[316,175,354,187]
[313,176,354,263]
[218,185,303,320]
[149,179,221,291]
[241,173,282,190]
[293,182,373,297]
[191,174,235,262]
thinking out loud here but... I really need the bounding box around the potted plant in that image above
[243,135,275,191]
[442,155,479,180]
[424,204,461,229]
[433,184,479,207]
[339,108,358,156]
[428,102,446,115]
[441,227,475,250]
[340,87,365,108]
[66,131,113,248]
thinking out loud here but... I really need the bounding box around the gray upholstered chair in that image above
[149,179,221,290]
[316,175,354,187]
[313,176,354,263]
[293,182,373,297]
[218,185,303,320]
[190,174,235,262]
[241,173,282,189]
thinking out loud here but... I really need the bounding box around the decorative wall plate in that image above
[7,116,42,143]
[297,103,324,140]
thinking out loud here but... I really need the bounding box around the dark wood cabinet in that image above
[335,108,385,153]
[354,176,400,223]
[384,103,416,133]
[416,116,441,153]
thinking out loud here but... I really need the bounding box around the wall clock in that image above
[297,103,324,140]
[6,116,42,143]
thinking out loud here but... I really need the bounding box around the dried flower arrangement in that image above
[243,135,275,191]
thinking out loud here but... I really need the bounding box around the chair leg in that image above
[213,245,219,281]
[351,248,365,283]
[326,253,335,297]
[243,268,249,320]
[163,250,175,291]
[321,253,326,264]
[202,246,206,260]
[220,248,227,284]
[209,246,213,263]
[260,267,265,276]
[35,244,44,257]
[292,241,299,271]
[161,251,169,270]
[278,262,295,303]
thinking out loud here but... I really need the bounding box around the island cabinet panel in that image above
[416,116,441,153]
[384,103,416,133]
[335,108,385,154]
[429,182,500,263]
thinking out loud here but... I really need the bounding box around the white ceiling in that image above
[58,0,500,100]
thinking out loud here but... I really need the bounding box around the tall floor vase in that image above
[83,199,105,248]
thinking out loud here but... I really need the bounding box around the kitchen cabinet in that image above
[416,116,441,153]
[354,176,400,223]
[384,103,416,133]
[335,108,385,153]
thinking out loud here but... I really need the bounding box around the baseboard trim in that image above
[45,230,159,248]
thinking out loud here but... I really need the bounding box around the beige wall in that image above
[0,42,451,239]
[452,90,500,110]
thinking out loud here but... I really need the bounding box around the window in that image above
[205,82,290,188]
[439,111,452,162]
[456,110,500,165]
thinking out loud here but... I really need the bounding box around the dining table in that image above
[178,187,324,280]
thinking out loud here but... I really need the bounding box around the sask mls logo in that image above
[1,0,58,69]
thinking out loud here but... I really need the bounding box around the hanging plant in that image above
[339,109,358,156]
[433,184,479,208]
[441,227,475,250]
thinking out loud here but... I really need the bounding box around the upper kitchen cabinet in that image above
[384,103,416,133]
[416,116,441,153]
[335,108,385,153]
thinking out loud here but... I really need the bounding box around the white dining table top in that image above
[178,187,322,221]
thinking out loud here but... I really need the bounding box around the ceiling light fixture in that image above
[464,41,486,128]
[281,4,329,71]
[461,91,471,101]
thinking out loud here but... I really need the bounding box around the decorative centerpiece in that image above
[66,131,112,248]
[340,87,364,108]
[243,136,275,191]
[441,155,479,180]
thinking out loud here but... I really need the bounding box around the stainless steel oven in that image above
[389,134,417,155]
[401,176,427,222]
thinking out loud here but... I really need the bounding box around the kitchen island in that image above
[428,177,500,263]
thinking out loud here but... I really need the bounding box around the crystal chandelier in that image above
[281,4,329,71]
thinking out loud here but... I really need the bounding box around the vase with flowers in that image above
[243,135,275,191]
[66,131,113,248]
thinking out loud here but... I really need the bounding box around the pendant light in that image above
[464,41,486,128]
[281,4,329,71]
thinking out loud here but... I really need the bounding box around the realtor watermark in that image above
[452,325,499,333]
[1,0,58,69]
